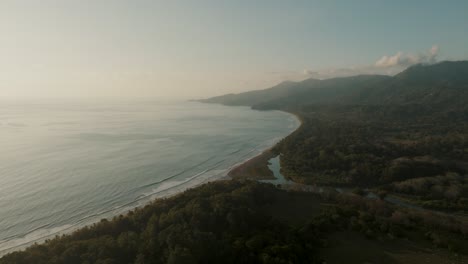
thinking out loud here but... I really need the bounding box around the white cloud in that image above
[430,45,439,57]
[375,45,439,67]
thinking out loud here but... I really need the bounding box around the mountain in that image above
[199,61,468,111]
[357,61,468,108]
[198,80,307,106]
[251,74,389,110]
[199,75,389,109]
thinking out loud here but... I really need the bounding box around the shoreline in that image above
[0,163,232,257]
[0,109,301,258]
[227,110,302,181]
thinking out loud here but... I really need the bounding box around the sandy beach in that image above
[227,111,302,181]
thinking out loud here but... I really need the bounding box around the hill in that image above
[200,61,468,112]
[199,75,390,109]
[358,61,468,109]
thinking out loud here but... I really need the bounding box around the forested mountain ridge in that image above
[198,79,311,106]
[199,75,390,109]
[357,61,468,108]
[200,61,468,112]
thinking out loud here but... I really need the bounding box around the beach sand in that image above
[228,149,277,180]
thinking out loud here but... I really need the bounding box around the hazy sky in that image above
[1,0,468,98]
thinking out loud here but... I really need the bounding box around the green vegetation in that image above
[274,105,467,187]
[2,181,467,264]
[273,106,467,213]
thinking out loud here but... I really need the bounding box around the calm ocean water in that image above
[0,99,299,255]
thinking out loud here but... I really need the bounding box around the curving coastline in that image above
[228,111,302,181]
[0,107,300,258]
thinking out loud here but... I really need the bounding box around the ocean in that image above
[0,99,299,255]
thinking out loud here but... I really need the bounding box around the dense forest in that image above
[274,104,468,212]
[2,180,467,264]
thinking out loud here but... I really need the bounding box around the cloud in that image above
[375,45,439,67]
[298,45,440,80]
[430,45,439,57]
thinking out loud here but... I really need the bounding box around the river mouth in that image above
[260,155,432,213]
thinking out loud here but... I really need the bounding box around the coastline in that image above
[0,108,301,258]
[0,160,235,257]
[227,110,302,181]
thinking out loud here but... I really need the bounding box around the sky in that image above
[1,0,468,99]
